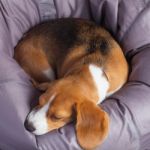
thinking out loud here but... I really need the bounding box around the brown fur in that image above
[14,18,128,150]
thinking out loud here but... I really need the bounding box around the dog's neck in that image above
[57,64,109,104]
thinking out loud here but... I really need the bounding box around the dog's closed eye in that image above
[50,114,63,121]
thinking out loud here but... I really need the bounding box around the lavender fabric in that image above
[0,0,150,150]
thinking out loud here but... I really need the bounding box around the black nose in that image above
[24,120,36,132]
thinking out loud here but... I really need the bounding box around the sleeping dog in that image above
[14,18,128,150]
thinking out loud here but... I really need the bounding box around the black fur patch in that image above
[49,19,79,51]
[31,18,80,54]
[87,38,109,55]
[99,38,109,55]
[87,40,97,54]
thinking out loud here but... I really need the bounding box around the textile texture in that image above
[0,0,150,150]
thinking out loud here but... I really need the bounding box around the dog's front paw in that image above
[30,79,50,91]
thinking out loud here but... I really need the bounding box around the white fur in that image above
[89,65,109,104]
[27,95,56,135]
[43,68,55,81]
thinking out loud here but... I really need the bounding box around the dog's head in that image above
[25,77,109,150]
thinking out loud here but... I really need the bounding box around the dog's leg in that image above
[14,40,56,83]
[30,79,50,91]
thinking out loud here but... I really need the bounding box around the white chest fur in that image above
[89,65,109,104]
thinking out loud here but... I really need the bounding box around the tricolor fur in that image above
[14,18,128,150]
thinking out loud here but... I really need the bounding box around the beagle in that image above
[14,18,128,150]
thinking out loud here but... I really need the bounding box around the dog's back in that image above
[14,18,128,95]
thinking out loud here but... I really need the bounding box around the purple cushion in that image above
[1,0,150,150]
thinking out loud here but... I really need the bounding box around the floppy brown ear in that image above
[76,101,110,150]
